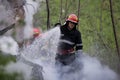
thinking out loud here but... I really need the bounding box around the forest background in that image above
[0,0,120,79]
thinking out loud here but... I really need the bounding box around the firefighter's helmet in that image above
[33,28,40,37]
[66,14,78,24]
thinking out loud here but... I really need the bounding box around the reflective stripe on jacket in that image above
[57,24,83,55]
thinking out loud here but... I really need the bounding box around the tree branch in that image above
[0,23,15,35]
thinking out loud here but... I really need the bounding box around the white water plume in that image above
[0,26,61,80]
[21,26,61,63]
[0,36,19,55]
[23,0,39,39]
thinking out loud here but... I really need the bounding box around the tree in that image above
[46,0,50,29]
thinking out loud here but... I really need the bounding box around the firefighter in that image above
[24,27,41,46]
[20,27,44,80]
[31,27,41,42]
[33,28,41,38]
[56,14,83,65]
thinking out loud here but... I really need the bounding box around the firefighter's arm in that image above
[75,31,83,56]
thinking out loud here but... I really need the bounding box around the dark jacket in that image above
[57,23,83,55]
[56,23,83,65]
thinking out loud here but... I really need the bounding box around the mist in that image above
[80,55,118,80]
[0,26,118,80]
[23,0,40,39]
[5,61,32,80]
[0,36,18,55]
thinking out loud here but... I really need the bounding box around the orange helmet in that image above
[66,14,78,24]
[33,28,40,37]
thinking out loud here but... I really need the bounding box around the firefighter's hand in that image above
[76,50,83,57]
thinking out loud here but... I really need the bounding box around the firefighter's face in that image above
[68,21,75,30]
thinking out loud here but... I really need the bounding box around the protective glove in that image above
[76,50,83,57]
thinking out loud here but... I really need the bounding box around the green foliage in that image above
[18,19,25,26]
[79,0,120,73]
[0,71,23,80]
[34,0,120,54]
[33,1,47,30]
[0,52,23,80]
[0,53,16,66]
[0,20,5,25]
